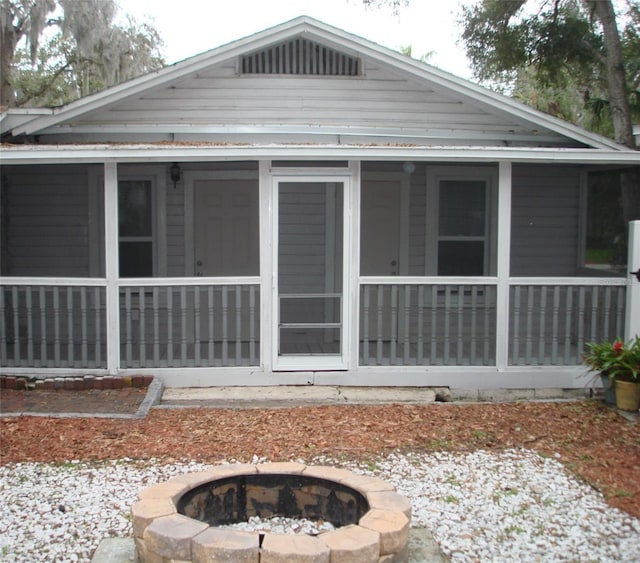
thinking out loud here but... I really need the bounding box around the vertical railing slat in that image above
[403,285,411,365]
[94,287,102,367]
[362,285,370,364]
[603,286,612,340]
[167,287,174,366]
[66,287,73,365]
[139,287,146,367]
[12,287,21,364]
[39,286,47,366]
[208,286,215,363]
[430,286,438,363]
[80,287,88,367]
[0,289,6,364]
[249,286,256,364]
[538,287,547,365]
[194,286,201,367]
[153,287,160,365]
[222,286,228,365]
[456,285,464,364]
[551,286,560,364]
[180,286,188,364]
[125,288,132,367]
[577,286,586,360]
[525,286,534,364]
[564,287,573,364]
[470,286,478,364]
[390,285,398,364]
[376,285,384,364]
[26,287,34,365]
[512,286,521,365]
[417,285,424,364]
[235,286,242,364]
[443,286,451,364]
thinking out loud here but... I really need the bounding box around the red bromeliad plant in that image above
[583,336,640,383]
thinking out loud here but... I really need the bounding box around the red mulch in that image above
[1,401,638,519]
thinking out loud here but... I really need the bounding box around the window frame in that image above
[426,166,498,276]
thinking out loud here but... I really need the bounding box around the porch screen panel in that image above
[1,164,102,278]
[359,283,497,366]
[508,284,626,366]
[119,284,260,368]
[1,284,106,368]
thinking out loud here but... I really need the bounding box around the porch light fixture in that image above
[170,163,181,189]
[402,161,415,175]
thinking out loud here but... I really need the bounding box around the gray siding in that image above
[1,165,95,277]
[511,165,581,276]
[58,56,574,147]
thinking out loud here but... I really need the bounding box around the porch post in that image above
[104,162,120,375]
[625,220,640,340]
[495,161,512,370]
[259,160,273,373]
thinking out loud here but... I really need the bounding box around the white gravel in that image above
[0,450,639,562]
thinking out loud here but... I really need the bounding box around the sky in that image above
[122,0,473,79]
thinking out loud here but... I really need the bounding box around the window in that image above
[437,180,487,275]
[118,180,153,277]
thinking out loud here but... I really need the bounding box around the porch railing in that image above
[509,279,626,366]
[359,278,626,367]
[119,281,260,368]
[1,281,107,369]
[359,281,497,366]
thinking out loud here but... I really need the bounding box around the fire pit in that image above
[132,462,411,562]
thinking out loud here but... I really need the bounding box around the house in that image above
[1,16,639,389]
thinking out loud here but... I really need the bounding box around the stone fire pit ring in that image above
[132,461,411,562]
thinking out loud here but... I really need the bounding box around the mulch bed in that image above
[0,399,638,519]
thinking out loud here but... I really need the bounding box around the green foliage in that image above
[3,0,165,107]
[583,336,640,382]
[459,0,640,138]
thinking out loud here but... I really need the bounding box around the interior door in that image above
[274,178,348,370]
[194,179,259,276]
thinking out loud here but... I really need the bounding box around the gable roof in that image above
[3,16,632,151]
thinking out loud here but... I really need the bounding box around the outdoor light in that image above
[402,161,415,174]
[170,162,181,188]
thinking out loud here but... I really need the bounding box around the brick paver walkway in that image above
[0,387,148,416]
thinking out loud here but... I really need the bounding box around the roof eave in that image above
[2,143,639,166]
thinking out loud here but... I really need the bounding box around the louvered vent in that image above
[241,38,360,76]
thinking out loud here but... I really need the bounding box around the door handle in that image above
[631,269,640,282]
[196,260,203,266]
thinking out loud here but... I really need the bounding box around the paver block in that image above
[366,491,412,520]
[169,469,232,489]
[257,461,306,474]
[302,466,358,483]
[132,498,177,538]
[337,474,396,494]
[261,534,330,563]
[359,509,409,556]
[320,524,380,562]
[192,528,259,562]
[138,481,190,503]
[143,513,208,560]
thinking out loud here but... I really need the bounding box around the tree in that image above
[0,0,164,107]
[460,0,640,225]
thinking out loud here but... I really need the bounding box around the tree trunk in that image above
[588,0,635,149]
[588,0,640,227]
[0,1,17,107]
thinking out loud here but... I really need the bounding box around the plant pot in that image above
[614,380,640,412]
[600,374,616,405]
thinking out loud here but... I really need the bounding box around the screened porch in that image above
[0,160,635,377]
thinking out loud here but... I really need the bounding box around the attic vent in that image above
[241,38,360,76]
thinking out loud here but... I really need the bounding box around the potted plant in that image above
[583,336,640,411]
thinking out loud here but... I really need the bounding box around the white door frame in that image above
[267,165,356,371]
